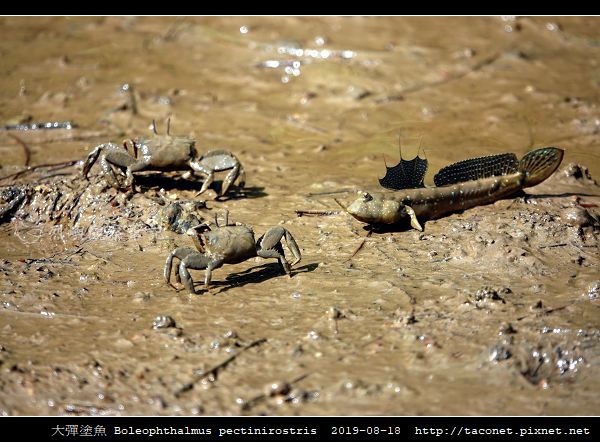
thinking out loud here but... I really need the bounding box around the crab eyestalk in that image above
[214,210,230,227]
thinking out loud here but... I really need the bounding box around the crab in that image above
[164,212,302,294]
[81,120,245,197]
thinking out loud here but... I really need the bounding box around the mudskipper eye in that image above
[362,192,373,202]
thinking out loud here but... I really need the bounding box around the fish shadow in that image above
[362,222,415,234]
[191,262,318,295]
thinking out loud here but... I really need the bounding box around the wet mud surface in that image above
[0,17,599,416]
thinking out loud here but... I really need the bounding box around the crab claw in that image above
[187,223,211,236]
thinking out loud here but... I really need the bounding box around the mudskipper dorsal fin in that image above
[379,143,428,190]
[433,153,519,187]
[519,147,564,187]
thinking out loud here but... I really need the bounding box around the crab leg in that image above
[188,157,217,195]
[82,143,138,189]
[256,227,302,274]
[100,156,123,188]
[204,257,225,288]
[164,247,197,284]
[178,254,224,294]
[220,162,241,196]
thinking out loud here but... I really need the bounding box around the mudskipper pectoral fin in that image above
[405,205,423,231]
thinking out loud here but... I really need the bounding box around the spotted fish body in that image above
[346,147,564,229]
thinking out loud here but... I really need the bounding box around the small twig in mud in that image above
[62,247,85,260]
[346,239,366,261]
[543,305,570,315]
[23,240,91,267]
[346,230,373,261]
[23,259,76,267]
[295,210,339,217]
[197,338,267,379]
[63,240,92,257]
[174,338,267,397]
[307,189,353,197]
[239,373,310,412]
[0,160,80,183]
[7,133,31,167]
[539,243,568,249]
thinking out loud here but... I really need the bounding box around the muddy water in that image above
[1,16,599,416]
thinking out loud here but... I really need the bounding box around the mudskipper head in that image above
[344,191,405,225]
[346,191,378,223]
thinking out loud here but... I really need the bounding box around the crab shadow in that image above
[190,262,318,295]
[133,173,267,199]
[213,185,267,201]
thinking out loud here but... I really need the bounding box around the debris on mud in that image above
[155,200,207,234]
[562,163,598,185]
[152,315,177,329]
[493,338,587,387]
[0,169,211,241]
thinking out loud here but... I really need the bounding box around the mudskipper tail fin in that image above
[519,147,564,188]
